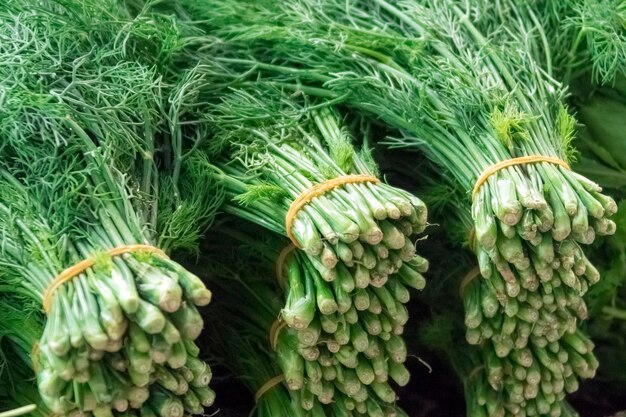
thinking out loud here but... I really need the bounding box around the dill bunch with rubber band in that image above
[392,145,605,417]
[202,83,428,260]
[186,81,429,413]
[0,2,220,416]
[195,229,413,417]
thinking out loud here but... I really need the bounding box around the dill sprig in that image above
[457,0,626,86]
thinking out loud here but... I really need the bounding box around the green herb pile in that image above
[0,300,48,417]
[165,1,618,415]
[0,1,625,417]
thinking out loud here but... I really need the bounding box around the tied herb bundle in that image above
[170,1,619,415]
[389,154,598,417]
[206,86,428,262]
[467,3,626,409]
[197,233,412,417]
[0,2,219,416]
[198,84,428,409]
[510,2,626,404]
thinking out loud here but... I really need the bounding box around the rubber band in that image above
[30,341,40,373]
[467,228,477,253]
[42,244,168,314]
[285,174,379,247]
[466,365,485,382]
[472,155,570,201]
[254,374,285,404]
[269,244,295,350]
[275,243,297,290]
[258,316,288,404]
[459,265,482,298]
[269,318,287,351]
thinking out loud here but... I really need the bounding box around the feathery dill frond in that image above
[233,183,290,206]
[490,101,535,153]
[556,104,579,163]
[562,0,626,84]
[157,151,224,254]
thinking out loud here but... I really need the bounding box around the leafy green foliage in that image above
[556,105,578,163]
[490,102,535,152]
[233,183,290,206]
[156,152,225,254]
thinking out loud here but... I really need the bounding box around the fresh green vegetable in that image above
[451,1,625,87]
[0,1,622,416]
[0,1,218,415]
[176,79,430,410]
[195,231,410,417]
[164,3,618,416]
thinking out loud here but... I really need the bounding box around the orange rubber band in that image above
[42,244,168,313]
[275,243,297,290]
[472,155,570,201]
[269,318,288,351]
[254,374,286,404]
[459,265,482,298]
[285,174,379,247]
[30,342,40,373]
[467,228,477,253]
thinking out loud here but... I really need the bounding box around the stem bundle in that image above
[196,238,412,417]
[192,84,429,412]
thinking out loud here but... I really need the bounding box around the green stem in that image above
[603,306,626,320]
[0,404,38,417]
